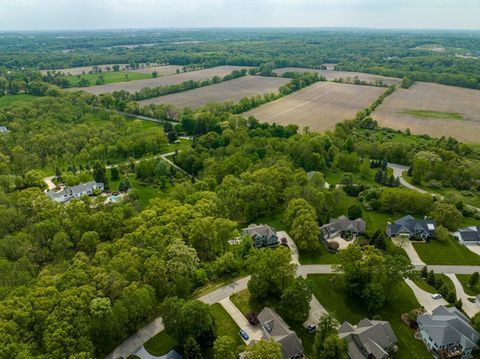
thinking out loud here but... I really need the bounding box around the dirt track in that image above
[82,66,249,95]
[274,67,400,86]
[139,75,289,109]
[245,82,385,132]
[372,82,480,143]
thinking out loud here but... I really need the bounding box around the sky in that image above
[1,0,479,31]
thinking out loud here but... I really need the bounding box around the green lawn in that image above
[209,304,245,355]
[144,331,178,356]
[308,274,430,359]
[401,110,464,121]
[413,236,480,265]
[67,71,151,87]
[413,274,455,297]
[457,274,480,297]
[0,94,37,108]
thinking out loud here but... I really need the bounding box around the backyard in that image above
[308,274,430,359]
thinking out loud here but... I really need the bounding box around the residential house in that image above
[0,126,9,133]
[241,224,279,248]
[417,305,479,358]
[320,215,367,239]
[386,215,436,240]
[47,181,104,203]
[338,318,397,359]
[257,307,304,359]
[456,226,480,245]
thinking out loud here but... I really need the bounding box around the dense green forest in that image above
[1,86,480,357]
[1,29,480,89]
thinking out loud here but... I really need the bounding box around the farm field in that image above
[128,65,183,75]
[64,71,151,87]
[139,75,289,108]
[82,66,248,95]
[273,67,401,85]
[41,64,128,75]
[245,81,385,132]
[372,82,480,143]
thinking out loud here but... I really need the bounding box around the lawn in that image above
[144,331,178,356]
[0,94,37,108]
[413,274,455,296]
[66,71,151,87]
[413,236,480,265]
[308,274,430,359]
[401,110,464,121]
[457,274,480,297]
[209,303,245,355]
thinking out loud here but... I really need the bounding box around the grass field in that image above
[373,82,480,143]
[413,274,455,296]
[41,64,128,75]
[457,274,480,297]
[209,304,245,355]
[308,274,430,359]
[273,67,401,86]
[139,75,289,109]
[245,81,385,133]
[83,66,249,95]
[0,94,37,108]
[144,331,178,356]
[128,65,183,75]
[401,109,464,121]
[66,71,151,87]
[413,236,480,265]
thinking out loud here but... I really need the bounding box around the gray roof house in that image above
[338,318,397,359]
[47,181,104,203]
[456,226,480,245]
[417,305,479,358]
[386,215,436,240]
[320,215,367,239]
[241,224,279,248]
[257,307,304,359]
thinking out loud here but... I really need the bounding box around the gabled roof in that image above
[387,215,436,236]
[258,307,303,359]
[338,319,397,359]
[320,217,367,236]
[457,227,480,242]
[242,224,277,239]
[418,305,479,349]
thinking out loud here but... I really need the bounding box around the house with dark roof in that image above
[257,307,303,359]
[417,305,479,358]
[386,215,436,241]
[241,224,279,248]
[338,318,397,359]
[456,226,480,245]
[320,215,367,239]
[47,181,104,203]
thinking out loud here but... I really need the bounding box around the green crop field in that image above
[401,110,464,121]
[66,71,151,87]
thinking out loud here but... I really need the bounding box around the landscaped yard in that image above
[413,236,480,265]
[413,274,455,296]
[457,274,480,297]
[144,331,178,356]
[308,274,430,359]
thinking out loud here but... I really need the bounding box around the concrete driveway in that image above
[392,237,426,266]
[219,298,264,345]
[405,278,447,313]
[303,295,329,327]
[278,230,299,265]
[445,274,479,318]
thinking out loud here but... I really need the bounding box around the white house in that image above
[47,181,104,203]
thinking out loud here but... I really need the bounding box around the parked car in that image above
[239,329,249,341]
[246,312,259,325]
[307,324,316,333]
[432,293,443,299]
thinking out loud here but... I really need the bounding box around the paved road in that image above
[117,111,180,126]
[159,152,195,180]
[446,273,479,318]
[405,278,447,313]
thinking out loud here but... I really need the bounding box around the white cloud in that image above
[0,0,479,30]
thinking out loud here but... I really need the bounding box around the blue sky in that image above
[1,0,479,31]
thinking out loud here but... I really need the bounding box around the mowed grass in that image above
[0,94,37,108]
[209,304,245,355]
[401,109,464,121]
[413,236,480,265]
[144,331,178,356]
[456,274,480,297]
[67,71,151,87]
[413,274,455,296]
[308,274,430,359]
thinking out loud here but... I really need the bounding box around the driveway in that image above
[388,163,429,195]
[303,295,328,328]
[463,244,480,256]
[219,298,264,345]
[405,278,447,313]
[133,346,181,359]
[445,274,479,318]
[392,237,425,266]
[278,230,299,265]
